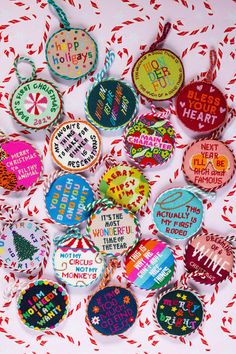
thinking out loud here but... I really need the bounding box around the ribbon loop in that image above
[94,50,115,83]
[48,0,70,29]
[149,22,171,51]
[53,227,81,246]
[150,104,171,119]
[90,153,118,173]
[14,56,36,83]
[86,198,115,212]
[99,258,119,290]
[3,277,29,303]
[205,49,217,84]
[183,184,216,201]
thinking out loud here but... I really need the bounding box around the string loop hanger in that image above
[204,49,217,84]
[94,50,115,83]
[149,22,171,51]
[48,0,70,29]
[14,56,36,83]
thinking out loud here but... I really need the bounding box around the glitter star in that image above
[167,325,172,330]
[181,325,187,331]
[176,293,182,298]
[160,305,165,309]
[195,317,200,321]
[171,307,177,312]
[182,295,187,300]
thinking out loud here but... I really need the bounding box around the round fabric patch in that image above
[53,236,106,288]
[86,205,140,256]
[10,79,63,130]
[86,79,138,130]
[124,113,175,168]
[184,233,234,285]
[132,49,184,100]
[176,81,227,134]
[45,173,94,226]
[153,188,204,240]
[17,280,69,331]
[46,28,98,80]
[99,164,150,212]
[124,239,175,290]
[155,289,204,336]
[0,139,42,191]
[50,120,101,172]
[87,286,138,335]
[0,220,48,273]
[182,139,236,191]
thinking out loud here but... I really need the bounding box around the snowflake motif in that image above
[24,92,48,115]
[92,306,100,314]
[91,316,100,325]
[123,295,130,304]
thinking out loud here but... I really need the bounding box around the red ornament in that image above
[176,81,227,134]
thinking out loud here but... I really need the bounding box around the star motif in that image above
[195,317,200,321]
[160,305,165,309]
[91,316,100,325]
[176,293,181,298]
[181,325,187,331]
[171,307,177,312]
[123,296,130,304]
[92,306,100,314]
[182,295,187,300]
[167,325,172,330]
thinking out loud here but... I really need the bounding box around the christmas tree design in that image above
[13,230,38,262]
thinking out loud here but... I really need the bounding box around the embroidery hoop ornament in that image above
[46,0,98,81]
[153,270,205,337]
[85,51,139,131]
[0,130,43,193]
[96,158,151,213]
[53,227,106,288]
[0,205,51,313]
[86,258,138,336]
[123,104,176,169]
[0,205,51,276]
[17,279,69,331]
[123,238,176,291]
[184,233,236,286]
[176,50,228,135]
[152,185,212,241]
[10,56,63,130]
[50,118,101,172]
[44,170,94,227]
[132,22,184,101]
[182,109,236,193]
[86,198,141,257]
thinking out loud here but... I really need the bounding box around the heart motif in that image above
[220,107,226,113]
[210,86,215,93]
[176,309,184,317]
[179,101,185,108]
[198,123,204,129]
[196,85,203,91]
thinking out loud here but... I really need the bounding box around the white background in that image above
[0,1,236,353]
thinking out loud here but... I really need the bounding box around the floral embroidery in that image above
[91,316,100,325]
